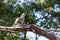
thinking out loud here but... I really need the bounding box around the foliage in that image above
[0,0,60,40]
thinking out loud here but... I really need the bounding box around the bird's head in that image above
[20,13,25,18]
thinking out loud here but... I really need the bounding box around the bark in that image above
[0,26,32,32]
[0,25,60,40]
[29,24,60,40]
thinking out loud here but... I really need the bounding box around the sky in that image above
[15,0,49,40]
[27,31,49,40]
[15,0,60,40]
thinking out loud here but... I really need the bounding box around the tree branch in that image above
[0,26,32,32]
[0,25,60,40]
[29,24,60,40]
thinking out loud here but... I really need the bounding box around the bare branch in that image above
[0,26,32,32]
[0,24,60,40]
[29,24,60,40]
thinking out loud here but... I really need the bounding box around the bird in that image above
[12,13,25,28]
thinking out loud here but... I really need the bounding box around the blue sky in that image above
[14,0,60,40]
[14,0,49,40]
[27,31,49,40]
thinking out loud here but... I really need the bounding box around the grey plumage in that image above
[12,13,25,27]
